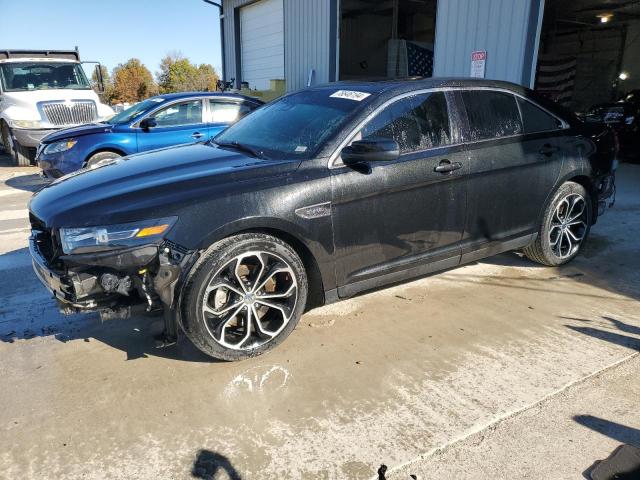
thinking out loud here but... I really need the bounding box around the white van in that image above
[0,49,114,166]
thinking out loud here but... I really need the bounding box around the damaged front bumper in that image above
[29,232,195,318]
[596,171,616,217]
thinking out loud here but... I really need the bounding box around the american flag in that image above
[406,41,434,77]
[535,55,577,107]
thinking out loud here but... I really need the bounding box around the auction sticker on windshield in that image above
[330,90,371,101]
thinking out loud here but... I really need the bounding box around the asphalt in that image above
[0,151,638,479]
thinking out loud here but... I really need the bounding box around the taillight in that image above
[612,129,620,154]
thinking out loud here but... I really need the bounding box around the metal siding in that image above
[223,0,331,92]
[284,0,332,92]
[433,0,539,86]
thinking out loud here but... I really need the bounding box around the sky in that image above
[0,0,223,77]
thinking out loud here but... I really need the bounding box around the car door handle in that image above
[434,160,463,173]
[191,132,204,139]
[539,144,559,156]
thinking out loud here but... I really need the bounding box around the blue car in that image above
[36,92,263,178]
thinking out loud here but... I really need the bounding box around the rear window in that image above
[462,90,523,141]
[517,97,563,133]
[208,100,256,124]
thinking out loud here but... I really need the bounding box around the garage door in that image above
[240,0,284,91]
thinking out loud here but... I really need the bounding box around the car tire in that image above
[1,122,30,167]
[523,181,592,266]
[85,151,122,169]
[0,121,12,156]
[180,233,308,361]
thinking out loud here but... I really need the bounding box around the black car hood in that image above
[29,143,300,229]
[42,123,113,143]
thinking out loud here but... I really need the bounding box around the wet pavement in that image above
[0,153,639,479]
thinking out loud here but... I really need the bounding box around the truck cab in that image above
[0,49,114,166]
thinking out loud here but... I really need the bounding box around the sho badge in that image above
[295,202,332,219]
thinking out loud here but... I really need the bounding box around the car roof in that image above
[150,91,264,104]
[307,77,530,96]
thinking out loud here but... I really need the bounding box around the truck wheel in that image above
[523,181,592,266]
[1,123,32,167]
[85,151,122,169]
[180,233,308,361]
[13,142,33,167]
[0,121,13,157]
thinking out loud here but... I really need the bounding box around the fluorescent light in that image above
[619,72,629,81]
[597,13,613,23]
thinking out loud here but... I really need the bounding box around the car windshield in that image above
[106,98,164,125]
[213,88,373,159]
[0,62,91,91]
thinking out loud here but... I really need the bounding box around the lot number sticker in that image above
[330,90,371,101]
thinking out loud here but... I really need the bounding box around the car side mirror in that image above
[140,117,157,131]
[341,137,399,165]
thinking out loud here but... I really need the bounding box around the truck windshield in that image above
[213,89,373,159]
[0,62,91,91]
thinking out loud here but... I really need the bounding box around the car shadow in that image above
[4,172,49,193]
[0,247,216,363]
[191,449,243,480]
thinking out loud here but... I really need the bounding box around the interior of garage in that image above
[536,0,640,113]
[339,0,437,81]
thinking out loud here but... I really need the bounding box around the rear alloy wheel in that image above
[524,181,592,266]
[181,234,308,361]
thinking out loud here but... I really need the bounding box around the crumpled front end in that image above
[28,213,195,320]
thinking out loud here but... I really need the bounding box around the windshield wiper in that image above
[214,140,268,159]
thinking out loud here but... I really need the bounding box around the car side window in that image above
[462,90,523,141]
[208,100,254,124]
[152,99,203,127]
[517,97,563,133]
[361,92,451,154]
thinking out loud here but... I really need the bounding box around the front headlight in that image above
[44,139,77,155]
[11,119,42,129]
[59,217,178,254]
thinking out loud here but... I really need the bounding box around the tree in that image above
[157,52,219,93]
[110,58,158,104]
[91,65,114,103]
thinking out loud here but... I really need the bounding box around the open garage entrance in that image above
[339,0,437,81]
[536,0,640,113]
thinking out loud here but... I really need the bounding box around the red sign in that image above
[471,51,487,62]
[470,50,487,78]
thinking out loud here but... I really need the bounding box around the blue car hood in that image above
[42,123,114,143]
[29,143,300,229]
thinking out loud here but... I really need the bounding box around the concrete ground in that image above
[0,151,638,480]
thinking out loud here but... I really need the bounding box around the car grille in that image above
[40,100,98,126]
[29,213,58,264]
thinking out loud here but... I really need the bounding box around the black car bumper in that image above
[29,231,193,313]
[596,172,616,216]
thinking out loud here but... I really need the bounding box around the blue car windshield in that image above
[213,89,372,159]
[106,98,165,125]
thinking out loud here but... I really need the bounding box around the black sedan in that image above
[28,78,617,361]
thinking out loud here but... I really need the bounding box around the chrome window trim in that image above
[328,86,570,169]
[132,96,245,129]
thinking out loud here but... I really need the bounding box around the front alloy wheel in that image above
[181,233,308,361]
[202,251,298,350]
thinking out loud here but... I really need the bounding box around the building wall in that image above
[620,22,640,92]
[433,0,544,87]
[222,0,334,92]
